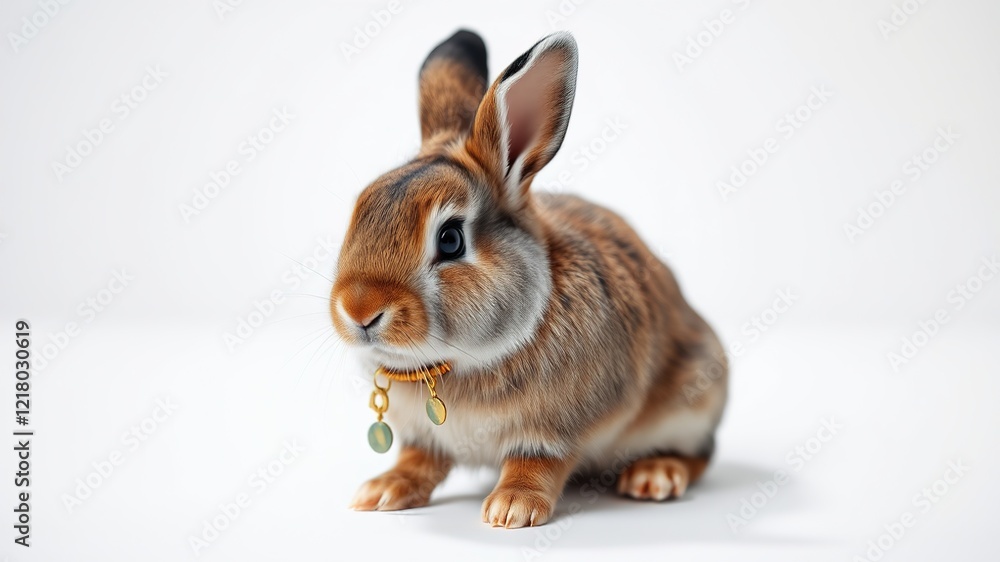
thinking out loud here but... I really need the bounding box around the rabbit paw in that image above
[616,456,690,501]
[349,472,433,511]
[481,487,555,529]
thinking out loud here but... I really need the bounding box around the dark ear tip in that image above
[500,32,578,83]
[542,31,579,61]
[545,31,576,44]
[422,29,488,82]
[449,29,486,51]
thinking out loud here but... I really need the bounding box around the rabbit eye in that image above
[437,220,465,261]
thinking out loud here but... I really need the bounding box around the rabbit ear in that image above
[418,30,489,146]
[466,32,578,209]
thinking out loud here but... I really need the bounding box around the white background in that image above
[1,0,997,560]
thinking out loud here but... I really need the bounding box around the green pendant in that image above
[426,396,447,425]
[368,421,393,453]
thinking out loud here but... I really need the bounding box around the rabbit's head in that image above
[331,31,579,373]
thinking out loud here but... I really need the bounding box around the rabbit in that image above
[330,29,728,528]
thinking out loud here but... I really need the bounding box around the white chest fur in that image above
[382,381,722,470]
[383,383,567,466]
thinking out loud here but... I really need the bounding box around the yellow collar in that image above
[376,362,451,383]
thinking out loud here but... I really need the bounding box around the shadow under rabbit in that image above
[375,460,835,549]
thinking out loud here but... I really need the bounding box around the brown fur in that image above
[483,455,578,527]
[335,31,728,528]
[349,445,453,511]
[419,57,486,147]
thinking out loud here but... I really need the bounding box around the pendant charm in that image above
[426,396,446,425]
[422,371,446,425]
[368,376,392,453]
[365,363,450,453]
[368,421,393,453]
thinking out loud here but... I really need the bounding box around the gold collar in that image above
[376,362,451,383]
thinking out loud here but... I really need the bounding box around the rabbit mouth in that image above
[367,345,449,373]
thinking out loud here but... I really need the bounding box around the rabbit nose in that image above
[358,312,384,331]
[342,307,386,331]
[337,294,389,333]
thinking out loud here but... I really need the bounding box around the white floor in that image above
[16,319,998,561]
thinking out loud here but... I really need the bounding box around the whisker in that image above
[283,292,334,302]
[323,186,347,203]
[300,330,338,384]
[262,311,332,327]
[412,335,440,375]
[425,333,481,363]
[390,337,426,433]
[318,336,345,407]
[291,323,339,347]
[420,336,452,396]
[282,326,335,385]
[425,332,519,394]
[277,252,336,285]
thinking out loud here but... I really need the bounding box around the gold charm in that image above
[366,363,451,453]
[367,374,392,453]
[423,369,447,425]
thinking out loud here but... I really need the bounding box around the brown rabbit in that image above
[330,29,728,528]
